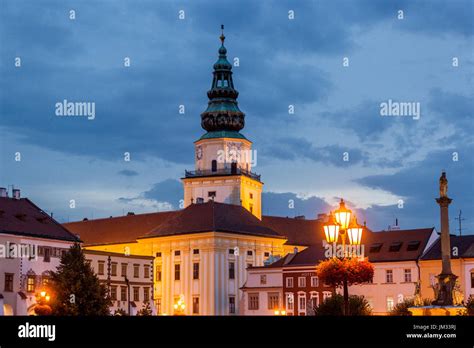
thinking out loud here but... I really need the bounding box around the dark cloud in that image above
[118,179,183,210]
[266,137,365,166]
[262,192,330,219]
[118,169,138,177]
[356,147,474,233]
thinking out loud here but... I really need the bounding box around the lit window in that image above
[387,297,394,311]
[26,275,35,292]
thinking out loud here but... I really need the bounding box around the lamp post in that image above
[173,296,186,315]
[34,289,52,315]
[323,198,364,316]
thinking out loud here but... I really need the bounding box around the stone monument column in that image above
[432,171,457,306]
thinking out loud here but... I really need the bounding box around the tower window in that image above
[231,162,237,174]
[212,160,217,172]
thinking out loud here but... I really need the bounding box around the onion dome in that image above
[201,25,245,132]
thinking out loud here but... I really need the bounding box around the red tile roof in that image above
[365,228,435,262]
[261,216,324,246]
[260,228,436,268]
[63,211,177,245]
[0,197,80,242]
[142,201,284,239]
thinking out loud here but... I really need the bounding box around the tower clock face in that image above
[196,145,203,160]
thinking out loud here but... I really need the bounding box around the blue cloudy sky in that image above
[0,0,473,233]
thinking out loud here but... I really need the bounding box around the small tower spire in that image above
[200,25,245,133]
[220,24,225,45]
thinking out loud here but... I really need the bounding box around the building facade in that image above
[241,246,335,316]
[419,235,474,303]
[0,188,80,315]
[84,250,154,315]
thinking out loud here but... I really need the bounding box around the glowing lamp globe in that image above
[334,199,351,230]
[323,212,340,243]
[347,219,363,245]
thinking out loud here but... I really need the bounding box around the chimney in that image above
[317,213,327,221]
[12,188,20,199]
[0,187,7,198]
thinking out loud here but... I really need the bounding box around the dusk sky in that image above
[0,0,473,233]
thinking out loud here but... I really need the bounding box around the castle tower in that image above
[182,26,262,219]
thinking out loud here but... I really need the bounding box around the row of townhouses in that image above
[0,188,154,315]
[1,188,473,316]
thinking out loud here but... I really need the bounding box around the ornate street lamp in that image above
[334,199,351,230]
[347,218,363,246]
[323,212,340,244]
[321,199,364,316]
[173,296,186,315]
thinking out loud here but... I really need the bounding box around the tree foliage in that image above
[389,298,432,316]
[314,294,372,316]
[137,301,153,316]
[316,257,374,287]
[48,243,111,315]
